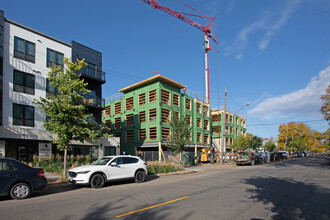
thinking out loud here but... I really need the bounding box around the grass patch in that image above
[147,161,184,175]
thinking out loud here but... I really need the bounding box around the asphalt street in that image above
[0,154,329,220]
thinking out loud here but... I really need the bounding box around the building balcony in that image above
[83,95,105,109]
[79,66,106,85]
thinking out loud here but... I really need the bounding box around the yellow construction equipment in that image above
[197,147,219,164]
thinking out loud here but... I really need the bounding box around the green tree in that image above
[167,115,191,154]
[263,140,276,152]
[320,84,330,122]
[37,58,101,177]
[231,135,248,151]
[248,135,263,150]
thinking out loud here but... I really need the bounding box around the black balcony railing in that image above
[79,66,105,83]
[82,95,105,109]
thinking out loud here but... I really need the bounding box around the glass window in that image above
[13,104,34,127]
[0,161,15,171]
[13,70,35,95]
[47,48,64,67]
[14,36,35,63]
[46,79,59,96]
[123,157,138,164]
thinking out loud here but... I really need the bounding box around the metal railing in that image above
[83,95,105,109]
[80,66,105,82]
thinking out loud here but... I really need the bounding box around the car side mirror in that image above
[110,162,117,166]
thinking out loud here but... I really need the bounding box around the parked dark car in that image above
[255,152,270,164]
[291,152,298,158]
[0,158,47,199]
[278,151,289,159]
[236,152,256,166]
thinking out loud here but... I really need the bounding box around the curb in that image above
[46,169,197,190]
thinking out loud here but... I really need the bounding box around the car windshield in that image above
[92,157,113,165]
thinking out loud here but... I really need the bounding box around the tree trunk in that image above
[63,147,67,177]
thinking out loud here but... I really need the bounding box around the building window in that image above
[139,111,146,123]
[173,94,179,106]
[203,106,209,116]
[197,133,202,143]
[173,111,179,120]
[47,48,64,67]
[126,114,134,127]
[204,134,209,145]
[139,93,145,106]
[161,108,170,123]
[105,120,111,130]
[161,90,170,105]
[197,118,201,128]
[139,129,146,141]
[236,118,238,125]
[186,115,191,126]
[114,117,121,129]
[13,70,35,95]
[149,127,157,140]
[197,103,201,113]
[149,90,156,103]
[162,127,170,142]
[236,128,238,136]
[104,105,111,117]
[14,36,35,63]
[186,99,191,110]
[82,62,98,79]
[212,126,221,134]
[13,104,34,127]
[212,114,220,122]
[114,102,121,114]
[126,97,134,111]
[204,120,209,130]
[126,130,134,143]
[149,108,157,121]
[46,79,59,96]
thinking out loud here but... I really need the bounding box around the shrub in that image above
[147,161,184,175]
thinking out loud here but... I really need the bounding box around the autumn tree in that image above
[37,58,101,177]
[231,133,263,151]
[320,84,330,122]
[231,135,248,151]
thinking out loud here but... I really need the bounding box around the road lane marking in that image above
[116,196,190,218]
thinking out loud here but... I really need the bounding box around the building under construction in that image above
[102,74,247,156]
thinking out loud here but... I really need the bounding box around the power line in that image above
[247,119,326,127]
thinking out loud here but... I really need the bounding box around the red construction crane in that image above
[142,0,218,104]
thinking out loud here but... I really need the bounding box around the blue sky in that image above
[2,0,330,138]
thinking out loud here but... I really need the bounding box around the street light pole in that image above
[220,87,227,164]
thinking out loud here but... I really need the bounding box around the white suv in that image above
[68,155,148,188]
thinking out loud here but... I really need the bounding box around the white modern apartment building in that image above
[0,10,119,161]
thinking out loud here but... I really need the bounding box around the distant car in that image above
[291,152,298,158]
[236,152,256,166]
[68,155,148,188]
[0,158,47,199]
[298,152,305,157]
[279,152,289,159]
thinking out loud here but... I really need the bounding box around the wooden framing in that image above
[139,129,146,141]
[236,128,238,136]
[186,115,191,125]
[212,125,221,134]
[114,102,121,115]
[226,137,229,145]
[139,93,146,106]
[212,114,220,122]
[104,105,111,117]
[149,90,156,103]
[203,106,209,116]
[161,108,170,123]
[196,103,201,113]
[173,94,179,106]
[186,98,191,110]
[173,111,179,120]
[204,134,209,145]
[161,89,170,105]
[139,111,146,123]
[126,114,134,127]
[126,130,134,143]
[149,108,157,121]
[114,132,121,138]
[197,118,201,128]
[197,133,202,143]
[126,97,134,111]
[149,127,157,140]
[204,120,209,130]
[114,117,121,129]
[105,120,111,130]
[161,127,170,142]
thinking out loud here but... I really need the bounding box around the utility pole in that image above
[220,87,227,164]
[284,123,288,152]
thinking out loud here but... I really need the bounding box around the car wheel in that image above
[90,174,105,188]
[10,182,31,200]
[134,170,146,183]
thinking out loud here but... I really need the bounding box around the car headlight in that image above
[76,171,90,174]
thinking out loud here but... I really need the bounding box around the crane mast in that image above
[142,0,218,104]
